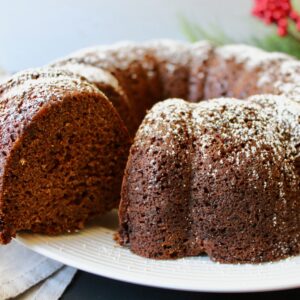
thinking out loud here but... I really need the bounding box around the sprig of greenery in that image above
[179,15,235,45]
[179,15,300,59]
[250,31,300,59]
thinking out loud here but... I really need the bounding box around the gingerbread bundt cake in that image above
[0,68,130,244]
[0,41,299,264]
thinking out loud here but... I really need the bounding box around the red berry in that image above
[278,18,288,27]
[278,26,287,36]
[290,11,298,20]
[252,0,300,36]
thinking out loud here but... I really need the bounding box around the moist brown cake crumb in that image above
[0,68,130,244]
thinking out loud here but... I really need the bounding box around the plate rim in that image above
[15,236,300,293]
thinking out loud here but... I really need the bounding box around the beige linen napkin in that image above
[0,241,76,300]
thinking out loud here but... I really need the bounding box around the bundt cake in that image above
[0,40,299,264]
[0,68,130,244]
[118,97,300,263]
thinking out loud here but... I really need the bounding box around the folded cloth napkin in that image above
[0,241,77,300]
[0,69,77,299]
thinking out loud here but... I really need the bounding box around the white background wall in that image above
[0,0,264,72]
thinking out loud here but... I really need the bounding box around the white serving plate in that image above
[16,210,300,293]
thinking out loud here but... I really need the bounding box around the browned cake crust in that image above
[0,68,130,244]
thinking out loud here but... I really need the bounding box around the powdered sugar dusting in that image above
[273,60,300,103]
[217,44,292,70]
[62,41,152,71]
[57,40,213,94]
[136,96,299,232]
[51,62,121,92]
[0,67,100,101]
[145,40,191,66]
[55,40,300,108]
[215,44,296,90]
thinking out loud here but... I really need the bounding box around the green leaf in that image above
[179,15,233,45]
[178,15,201,43]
